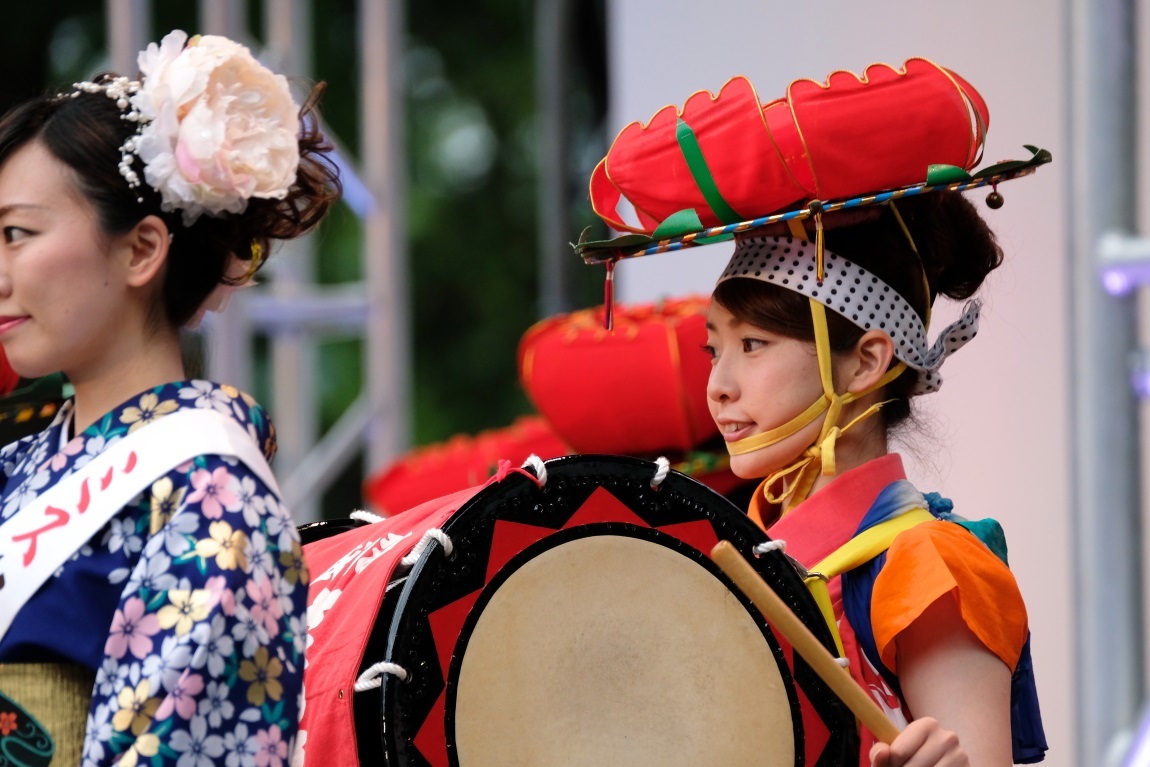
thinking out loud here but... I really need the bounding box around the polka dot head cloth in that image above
[718,235,980,395]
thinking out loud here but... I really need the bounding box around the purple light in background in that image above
[1103,268,1135,296]
[1123,705,1150,766]
[1130,368,1150,400]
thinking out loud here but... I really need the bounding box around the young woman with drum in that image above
[583,61,1048,766]
[0,30,337,765]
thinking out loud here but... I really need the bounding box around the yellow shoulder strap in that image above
[812,507,936,579]
[801,507,936,659]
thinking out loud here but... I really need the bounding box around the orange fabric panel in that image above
[871,521,1028,673]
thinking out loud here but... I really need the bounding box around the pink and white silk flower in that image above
[131,30,300,225]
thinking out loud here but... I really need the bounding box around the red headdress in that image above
[580,59,1048,263]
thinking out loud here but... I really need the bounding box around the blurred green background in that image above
[0,1,609,517]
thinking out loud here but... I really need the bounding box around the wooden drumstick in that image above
[711,540,902,745]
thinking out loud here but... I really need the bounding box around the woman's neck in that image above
[806,409,890,498]
[67,330,185,435]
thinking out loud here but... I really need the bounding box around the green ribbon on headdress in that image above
[675,117,743,225]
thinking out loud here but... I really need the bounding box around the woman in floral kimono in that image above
[0,30,338,766]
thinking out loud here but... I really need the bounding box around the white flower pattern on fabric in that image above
[223,721,261,767]
[106,515,145,556]
[237,475,266,530]
[200,679,235,728]
[0,380,305,767]
[2,469,49,519]
[179,380,235,414]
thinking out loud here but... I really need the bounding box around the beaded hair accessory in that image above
[71,77,145,196]
[68,30,301,226]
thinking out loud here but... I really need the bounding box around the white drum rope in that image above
[650,456,670,488]
[354,661,409,692]
[752,540,786,556]
[747,538,846,666]
[400,527,454,567]
[522,454,547,487]
[350,509,385,524]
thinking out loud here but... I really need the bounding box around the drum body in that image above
[302,456,856,766]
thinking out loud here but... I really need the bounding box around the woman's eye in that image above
[2,226,31,244]
[700,343,717,360]
[742,338,767,352]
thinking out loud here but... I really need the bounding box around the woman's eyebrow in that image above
[0,203,46,218]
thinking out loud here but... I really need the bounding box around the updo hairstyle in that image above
[0,77,340,328]
[712,192,1003,430]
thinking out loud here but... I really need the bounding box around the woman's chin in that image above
[5,358,51,381]
[728,454,770,480]
[728,443,809,482]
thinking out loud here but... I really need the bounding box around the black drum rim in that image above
[380,454,858,767]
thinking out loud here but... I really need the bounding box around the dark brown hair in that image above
[0,77,341,327]
[712,191,1003,430]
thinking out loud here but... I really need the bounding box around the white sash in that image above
[0,407,279,641]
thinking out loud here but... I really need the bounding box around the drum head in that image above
[379,455,856,766]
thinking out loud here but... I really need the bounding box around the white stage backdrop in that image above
[604,1,1073,763]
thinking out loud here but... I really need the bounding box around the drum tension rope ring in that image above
[400,528,454,566]
[753,540,787,557]
[355,661,409,692]
[521,455,671,491]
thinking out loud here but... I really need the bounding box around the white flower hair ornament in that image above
[75,30,302,226]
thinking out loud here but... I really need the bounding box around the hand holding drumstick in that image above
[711,541,970,767]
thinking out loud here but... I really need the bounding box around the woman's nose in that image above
[707,358,736,403]
[0,266,13,299]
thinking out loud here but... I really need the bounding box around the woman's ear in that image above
[120,214,171,288]
[843,329,896,394]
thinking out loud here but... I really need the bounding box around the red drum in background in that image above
[363,416,569,516]
[301,455,856,766]
[517,296,716,457]
[362,295,750,518]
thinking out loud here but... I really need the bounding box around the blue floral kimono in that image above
[0,380,307,767]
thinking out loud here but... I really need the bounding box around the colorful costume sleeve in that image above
[870,521,1028,673]
[87,452,307,767]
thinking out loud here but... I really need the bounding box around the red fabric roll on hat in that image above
[578,59,1048,269]
[591,59,989,235]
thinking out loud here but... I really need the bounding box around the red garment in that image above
[766,454,1028,764]
[298,480,496,766]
